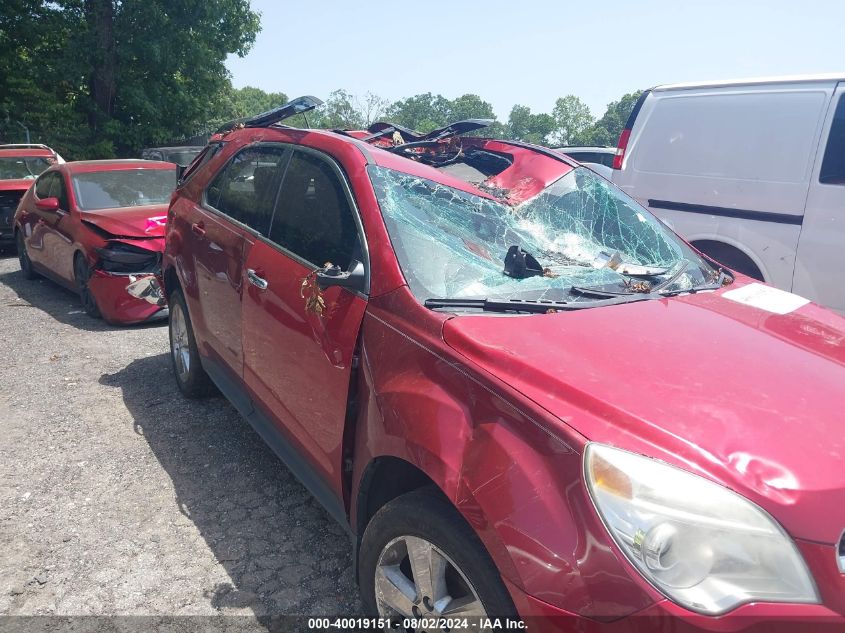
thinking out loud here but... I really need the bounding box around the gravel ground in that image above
[0,252,361,622]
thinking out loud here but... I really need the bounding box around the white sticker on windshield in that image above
[722,283,809,315]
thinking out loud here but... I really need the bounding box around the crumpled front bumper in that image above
[88,271,167,325]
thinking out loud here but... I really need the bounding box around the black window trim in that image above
[818,89,845,186]
[202,141,371,297]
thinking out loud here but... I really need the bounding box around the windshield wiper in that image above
[651,260,689,293]
[572,260,691,298]
[424,295,650,314]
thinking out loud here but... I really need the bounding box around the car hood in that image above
[0,178,35,193]
[442,285,845,543]
[79,204,169,238]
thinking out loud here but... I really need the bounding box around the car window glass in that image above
[268,150,360,269]
[206,145,288,235]
[820,95,845,185]
[53,174,69,210]
[35,172,55,199]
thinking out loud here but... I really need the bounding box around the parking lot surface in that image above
[0,254,361,619]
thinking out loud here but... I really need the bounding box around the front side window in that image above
[370,165,718,304]
[0,156,51,180]
[35,172,56,198]
[72,168,177,210]
[268,150,360,268]
[206,145,288,235]
[820,95,845,185]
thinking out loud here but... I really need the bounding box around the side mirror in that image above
[316,260,366,293]
[35,197,60,212]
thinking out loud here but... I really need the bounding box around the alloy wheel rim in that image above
[375,535,487,628]
[170,303,191,380]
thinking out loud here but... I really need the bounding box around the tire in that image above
[359,488,517,623]
[168,288,215,398]
[17,231,37,280]
[74,252,101,318]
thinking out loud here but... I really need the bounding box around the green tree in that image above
[506,105,556,145]
[551,95,593,146]
[582,90,644,146]
[1,0,260,158]
[385,92,452,133]
[226,86,289,119]
[315,89,364,129]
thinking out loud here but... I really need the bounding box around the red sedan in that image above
[163,98,845,631]
[14,159,175,324]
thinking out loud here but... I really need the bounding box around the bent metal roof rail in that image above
[0,143,56,153]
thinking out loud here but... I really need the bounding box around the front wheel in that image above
[17,231,37,280]
[74,253,101,318]
[359,489,517,626]
[168,289,215,398]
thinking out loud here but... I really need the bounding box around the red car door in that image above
[188,144,289,379]
[242,148,368,502]
[26,171,59,269]
[45,170,76,283]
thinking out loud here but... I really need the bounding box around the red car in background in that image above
[0,144,63,248]
[163,98,845,631]
[15,159,176,324]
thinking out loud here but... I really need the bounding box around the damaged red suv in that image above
[163,97,845,631]
[15,160,175,324]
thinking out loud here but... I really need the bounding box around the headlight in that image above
[584,443,818,615]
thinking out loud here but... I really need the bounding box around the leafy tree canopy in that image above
[1,3,642,157]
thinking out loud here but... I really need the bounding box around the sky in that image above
[226,0,845,121]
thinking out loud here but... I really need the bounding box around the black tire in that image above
[17,231,37,280]
[74,252,101,318]
[168,288,215,398]
[693,240,764,281]
[359,488,517,620]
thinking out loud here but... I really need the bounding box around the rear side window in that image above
[820,95,845,185]
[268,150,360,268]
[206,145,288,235]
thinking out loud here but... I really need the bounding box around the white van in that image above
[612,74,845,312]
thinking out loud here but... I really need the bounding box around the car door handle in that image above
[191,222,206,236]
[246,269,268,290]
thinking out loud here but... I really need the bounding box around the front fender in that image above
[353,293,658,619]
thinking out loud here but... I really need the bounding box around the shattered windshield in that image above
[369,165,717,305]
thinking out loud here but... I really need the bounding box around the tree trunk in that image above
[85,0,115,130]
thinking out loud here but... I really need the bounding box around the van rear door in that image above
[793,84,845,313]
[614,83,831,291]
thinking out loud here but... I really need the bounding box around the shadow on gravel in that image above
[0,269,165,333]
[98,353,360,618]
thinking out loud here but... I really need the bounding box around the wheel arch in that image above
[691,238,767,281]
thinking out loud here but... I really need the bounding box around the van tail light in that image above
[613,128,631,170]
